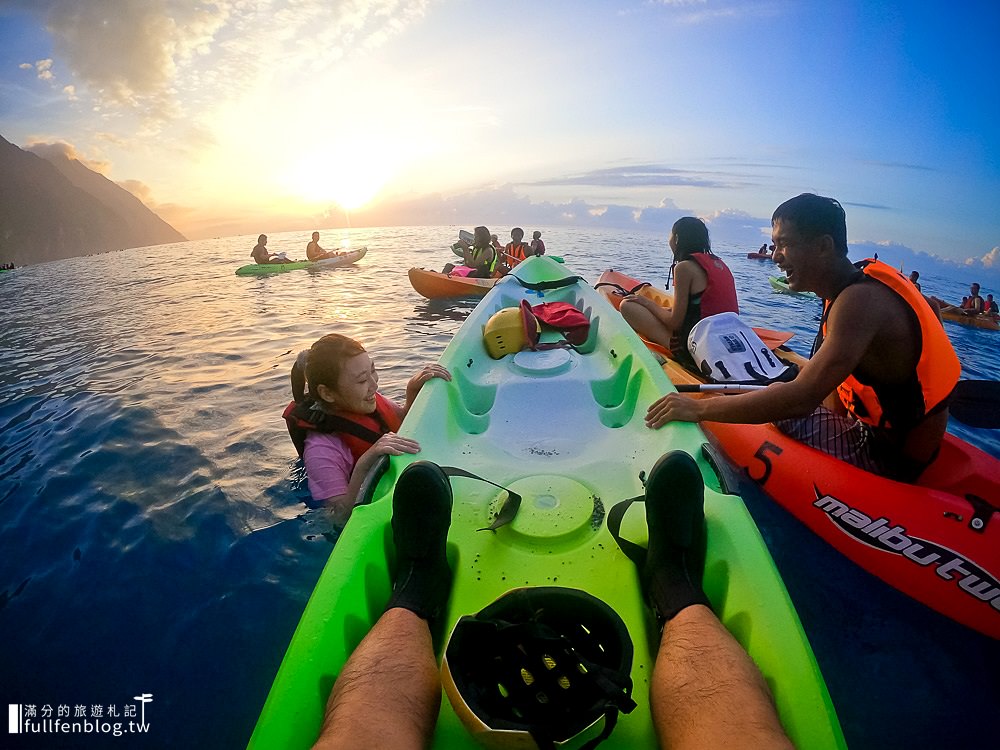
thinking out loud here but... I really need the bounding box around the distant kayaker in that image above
[309,457,796,750]
[282,334,451,524]
[646,193,961,482]
[250,234,287,264]
[306,231,340,261]
[530,230,546,256]
[619,216,739,369]
[931,282,985,316]
[443,225,498,278]
[501,227,532,271]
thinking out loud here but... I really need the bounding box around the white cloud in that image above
[28,0,432,126]
[25,139,111,174]
[19,59,55,80]
[980,247,1000,268]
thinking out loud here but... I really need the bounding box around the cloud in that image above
[23,0,431,126]
[19,59,55,80]
[860,160,938,172]
[842,201,893,211]
[117,179,154,203]
[653,0,782,24]
[527,164,733,190]
[25,139,111,174]
[974,247,1000,268]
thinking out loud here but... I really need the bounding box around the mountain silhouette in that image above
[0,134,186,266]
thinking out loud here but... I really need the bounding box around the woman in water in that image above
[619,216,739,367]
[283,334,451,523]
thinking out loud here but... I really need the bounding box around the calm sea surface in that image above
[1,226,997,749]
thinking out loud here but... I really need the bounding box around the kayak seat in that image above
[916,435,1000,515]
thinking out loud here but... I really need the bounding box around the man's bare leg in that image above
[642,453,792,750]
[313,607,440,750]
[312,461,454,750]
[651,604,793,750]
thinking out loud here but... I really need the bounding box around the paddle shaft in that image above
[676,380,1000,429]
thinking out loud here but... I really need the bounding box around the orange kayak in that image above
[940,309,1000,331]
[601,269,1000,638]
[408,268,499,299]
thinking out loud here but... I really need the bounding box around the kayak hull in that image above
[603,269,1000,638]
[235,246,367,276]
[408,267,498,299]
[250,257,844,749]
[940,309,1000,330]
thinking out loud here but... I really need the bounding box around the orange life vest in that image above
[504,242,530,266]
[821,259,960,429]
[282,392,402,460]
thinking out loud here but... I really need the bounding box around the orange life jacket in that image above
[820,259,960,429]
[504,242,530,266]
[282,392,402,460]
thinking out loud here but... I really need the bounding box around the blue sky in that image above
[1,1,998,279]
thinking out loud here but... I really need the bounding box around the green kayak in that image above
[249,256,844,749]
[235,246,367,276]
[769,275,818,298]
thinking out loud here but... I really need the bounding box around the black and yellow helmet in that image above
[442,587,637,749]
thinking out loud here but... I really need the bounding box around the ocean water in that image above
[1,226,997,749]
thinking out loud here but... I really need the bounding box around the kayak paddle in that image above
[675,380,1000,429]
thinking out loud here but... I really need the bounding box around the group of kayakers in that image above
[283,193,963,518]
[928,281,1000,318]
[0,262,14,270]
[276,193,974,750]
[626,194,960,484]
[250,231,345,265]
[443,226,546,278]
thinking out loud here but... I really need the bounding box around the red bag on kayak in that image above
[524,301,591,346]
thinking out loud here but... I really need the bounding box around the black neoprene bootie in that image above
[642,451,711,624]
[386,461,454,622]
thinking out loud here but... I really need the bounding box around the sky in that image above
[1,0,999,279]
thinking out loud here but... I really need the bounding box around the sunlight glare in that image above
[281,141,393,210]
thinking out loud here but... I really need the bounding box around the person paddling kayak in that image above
[646,193,961,482]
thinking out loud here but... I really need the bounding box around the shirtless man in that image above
[646,193,961,482]
[306,232,339,262]
[250,234,286,264]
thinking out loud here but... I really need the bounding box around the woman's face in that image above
[321,351,378,414]
[668,231,678,257]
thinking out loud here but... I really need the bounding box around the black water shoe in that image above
[386,461,454,622]
[642,451,711,625]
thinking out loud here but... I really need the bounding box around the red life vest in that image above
[822,259,960,429]
[282,392,402,460]
[689,253,739,316]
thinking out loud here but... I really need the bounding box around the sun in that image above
[281,142,392,210]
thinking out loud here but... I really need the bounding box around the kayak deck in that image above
[250,257,844,749]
